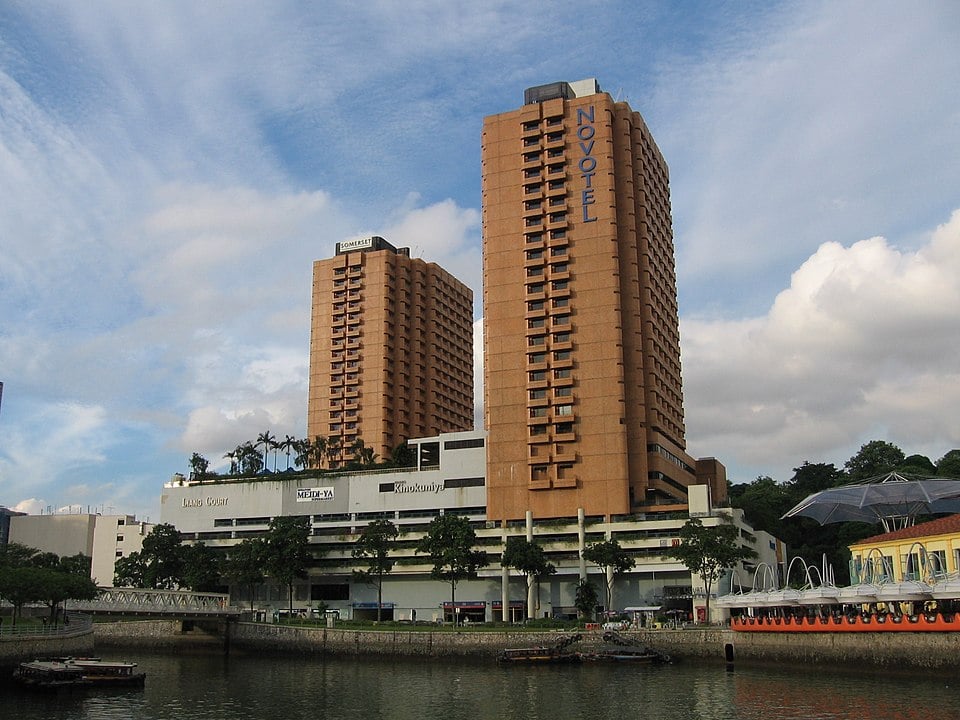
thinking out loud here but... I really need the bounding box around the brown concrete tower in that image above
[482,79,724,522]
[307,236,474,466]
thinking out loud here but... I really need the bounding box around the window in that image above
[529,370,546,381]
[525,233,543,244]
[546,116,562,126]
[529,407,548,418]
[555,422,575,434]
[524,168,541,178]
[525,249,543,260]
[530,424,547,436]
[553,332,571,343]
[547,148,563,158]
[550,246,567,256]
[527,335,546,346]
[552,297,569,308]
[527,300,544,311]
[554,350,571,361]
[523,120,539,131]
[531,465,548,481]
[554,368,572,379]
[546,132,563,142]
[526,266,544,277]
[526,283,545,294]
[525,217,542,227]
[528,352,547,364]
[555,386,572,397]
[529,389,547,400]
[550,229,567,239]
[553,315,570,326]
[527,318,545,329]
[525,199,542,210]
[549,196,565,206]
[548,179,565,190]
[551,280,569,291]
[524,183,542,194]
[556,404,573,416]
[523,152,540,162]
[549,212,567,223]
[523,136,539,147]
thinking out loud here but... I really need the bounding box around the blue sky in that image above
[1,1,959,521]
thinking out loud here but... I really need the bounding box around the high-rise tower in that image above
[482,79,725,522]
[307,236,474,466]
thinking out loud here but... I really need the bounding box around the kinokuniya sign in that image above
[296,486,335,502]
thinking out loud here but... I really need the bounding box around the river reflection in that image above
[3,650,957,720]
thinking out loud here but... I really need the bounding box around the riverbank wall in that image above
[0,629,94,673]
[87,621,960,669]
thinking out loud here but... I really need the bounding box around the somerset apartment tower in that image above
[482,79,725,522]
[307,236,474,466]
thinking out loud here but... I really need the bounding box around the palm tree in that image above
[293,438,312,470]
[310,435,328,469]
[325,435,342,469]
[223,449,238,475]
[238,442,263,475]
[280,434,296,471]
[257,431,276,472]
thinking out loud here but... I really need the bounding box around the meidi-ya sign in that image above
[296,487,334,503]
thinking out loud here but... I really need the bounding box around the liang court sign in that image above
[296,487,335,503]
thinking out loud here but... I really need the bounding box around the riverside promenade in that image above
[87,620,960,670]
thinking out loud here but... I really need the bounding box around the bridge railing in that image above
[0,612,93,639]
[72,587,241,616]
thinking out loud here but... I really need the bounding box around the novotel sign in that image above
[296,487,335,502]
[576,105,598,224]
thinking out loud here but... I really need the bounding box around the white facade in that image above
[8,512,154,585]
[160,430,782,623]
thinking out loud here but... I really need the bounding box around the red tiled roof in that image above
[856,514,960,545]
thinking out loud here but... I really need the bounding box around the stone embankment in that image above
[85,620,960,670]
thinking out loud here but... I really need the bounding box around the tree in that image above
[263,516,312,617]
[898,454,937,476]
[416,514,488,621]
[223,448,239,475]
[325,435,342,468]
[257,430,277,472]
[293,438,312,470]
[389,441,417,469]
[501,537,555,620]
[937,450,960,478]
[352,519,399,622]
[114,552,148,587]
[238,441,264,474]
[140,523,186,589]
[181,542,223,592]
[38,567,99,622]
[280,434,297,471]
[0,566,46,625]
[666,517,757,624]
[189,452,211,482]
[844,440,905,481]
[583,539,634,612]
[574,578,599,621]
[0,541,39,568]
[728,475,788,534]
[224,538,267,613]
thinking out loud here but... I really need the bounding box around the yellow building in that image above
[481,79,726,522]
[848,514,960,583]
[307,236,474,466]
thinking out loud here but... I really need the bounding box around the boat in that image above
[496,632,670,664]
[496,633,582,664]
[13,658,146,691]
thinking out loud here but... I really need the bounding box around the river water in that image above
[3,650,957,720]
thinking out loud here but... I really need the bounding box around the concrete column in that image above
[501,520,510,622]
[526,511,536,619]
[577,508,586,580]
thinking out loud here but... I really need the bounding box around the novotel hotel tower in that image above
[307,236,474,466]
[481,79,726,522]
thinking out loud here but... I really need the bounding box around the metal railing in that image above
[0,612,93,639]
[71,587,240,616]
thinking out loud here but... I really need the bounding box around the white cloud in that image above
[682,209,960,481]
